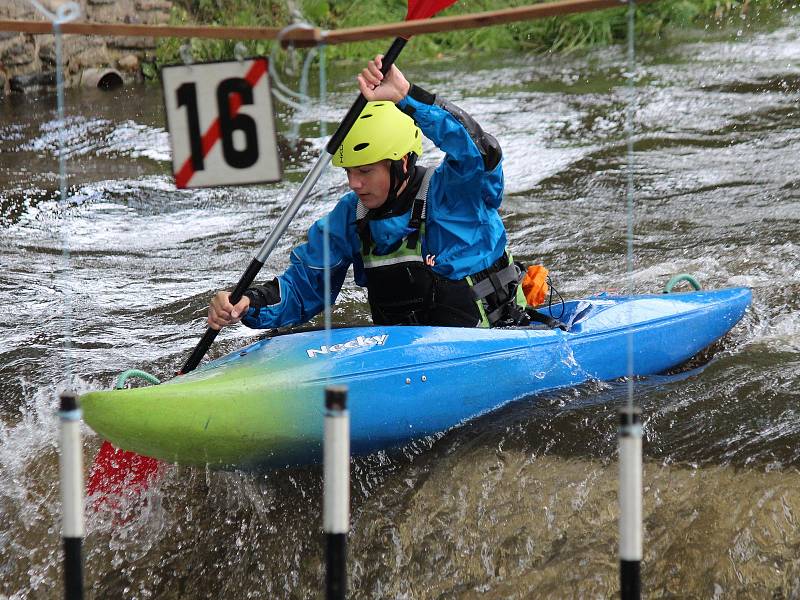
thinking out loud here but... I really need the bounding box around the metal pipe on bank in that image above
[324,386,350,600]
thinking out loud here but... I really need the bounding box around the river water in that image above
[1,13,799,599]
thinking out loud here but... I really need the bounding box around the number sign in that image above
[162,58,281,188]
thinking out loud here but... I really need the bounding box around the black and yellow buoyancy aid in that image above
[356,167,529,328]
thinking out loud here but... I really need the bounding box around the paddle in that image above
[87,0,460,505]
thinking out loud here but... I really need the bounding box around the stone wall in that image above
[0,0,174,94]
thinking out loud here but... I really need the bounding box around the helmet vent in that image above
[360,114,373,119]
[353,143,370,151]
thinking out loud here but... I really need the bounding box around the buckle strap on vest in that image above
[470,260,524,326]
[405,167,433,249]
[355,197,372,254]
[356,220,372,255]
[469,261,522,302]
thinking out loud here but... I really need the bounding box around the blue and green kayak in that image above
[81,287,751,469]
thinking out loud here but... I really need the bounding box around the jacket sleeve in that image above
[397,85,504,209]
[241,198,358,329]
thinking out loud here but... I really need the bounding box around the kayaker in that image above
[208,55,530,331]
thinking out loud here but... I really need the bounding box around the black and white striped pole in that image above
[324,385,350,600]
[618,406,642,600]
[58,390,85,600]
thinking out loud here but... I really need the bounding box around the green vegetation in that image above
[152,0,795,72]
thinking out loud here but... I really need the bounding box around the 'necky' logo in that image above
[306,334,388,358]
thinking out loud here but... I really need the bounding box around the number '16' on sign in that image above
[162,58,282,189]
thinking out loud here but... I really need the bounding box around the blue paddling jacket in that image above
[242,84,515,329]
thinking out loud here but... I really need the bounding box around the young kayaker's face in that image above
[345,157,407,209]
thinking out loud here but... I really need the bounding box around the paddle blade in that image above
[406,0,458,20]
[87,441,162,509]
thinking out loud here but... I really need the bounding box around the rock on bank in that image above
[0,0,174,95]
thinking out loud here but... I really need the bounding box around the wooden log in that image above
[0,0,654,46]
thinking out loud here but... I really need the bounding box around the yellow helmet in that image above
[332,101,423,168]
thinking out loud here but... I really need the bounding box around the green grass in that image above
[149,0,796,75]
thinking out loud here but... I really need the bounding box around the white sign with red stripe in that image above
[162,58,281,188]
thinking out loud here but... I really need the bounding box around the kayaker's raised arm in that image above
[357,54,410,103]
[401,89,502,179]
[359,55,502,189]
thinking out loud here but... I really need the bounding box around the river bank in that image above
[0,0,174,94]
[1,0,796,95]
[158,0,794,64]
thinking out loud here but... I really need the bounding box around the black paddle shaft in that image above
[325,36,408,154]
[179,37,409,375]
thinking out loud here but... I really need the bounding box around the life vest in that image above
[357,167,529,328]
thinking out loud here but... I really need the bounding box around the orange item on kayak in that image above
[522,265,549,307]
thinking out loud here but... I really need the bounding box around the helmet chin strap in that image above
[385,153,418,208]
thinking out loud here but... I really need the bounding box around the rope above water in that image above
[24,0,80,388]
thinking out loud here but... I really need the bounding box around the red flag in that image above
[406,0,458,21]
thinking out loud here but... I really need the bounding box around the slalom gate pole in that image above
[619,406,642,600]
[324,386,350,600]
[58,391,85,600]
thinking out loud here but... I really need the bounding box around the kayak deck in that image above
[81,287,751,469]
